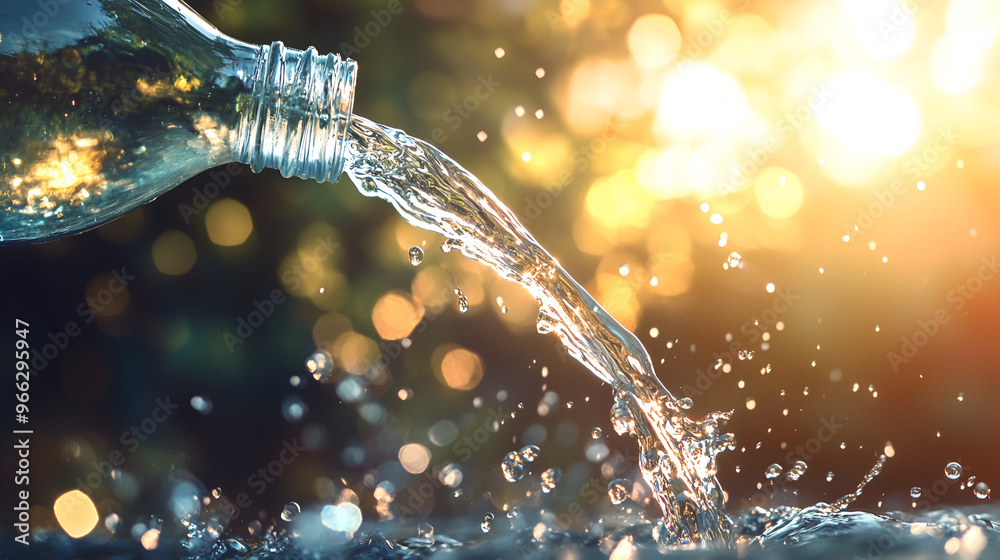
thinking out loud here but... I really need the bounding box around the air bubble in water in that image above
[541,468,562,493]
[608,479,629,504]
[910,487,922,498]
[361,178,378,193]
[826,472,834,482]
[408,246,423,266]
[765,464,783,479]
[212,487,222,499]
[727,252,742,267]
[281,502,300,521]
[945,461,962,480]
[306,350,334,382]
[502,452,525,482]
[592,427,602,439]
[455,287,469,313]
[481,513,494,533]
[787,461,807,481]
[678,397,693,410]
[974,482,990,499]
[519,445,540,462]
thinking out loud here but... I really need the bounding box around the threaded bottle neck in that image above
[235,41,357,182]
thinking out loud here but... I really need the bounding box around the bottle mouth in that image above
[236,41,357,183]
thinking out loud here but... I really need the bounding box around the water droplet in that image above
[502,452,525,482]
[541,468,562,493]
[361,178,378,193]
[608,479,629,505]
[910,487,922,498]
[619,263,630,276]
[591,427,602,439]
[945,462,962,480]
[306,350,334,382]
[417,522,434,539]
[765,464,783,480]
[677,397,693,410]
[787,461,807,481]
[727,252,742,267]
[974,482,990,499]
[211,487,222,499]
[826,471,835,482]
[481,513,494,533]
[281,502,300,521]
[455,287,469,313]
[519,445,540,462]
[408,246,423,266]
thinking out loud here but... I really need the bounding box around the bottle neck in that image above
[235,41,357,183]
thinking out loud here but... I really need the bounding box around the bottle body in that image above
[0,0,356,244]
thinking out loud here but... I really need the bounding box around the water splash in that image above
[344,115,734,545]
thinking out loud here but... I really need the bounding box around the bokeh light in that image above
[53,490,98,539]
[371,291,424,340]
[205,198,253,246]
[433,345,484,390]
[627,14,682,69]
[151,230,196,275]
[754,167,804,219]
[398,443,431,474]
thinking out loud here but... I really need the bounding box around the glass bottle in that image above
[0,0,357,244]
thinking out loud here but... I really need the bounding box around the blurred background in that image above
[3,0,1000,548]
